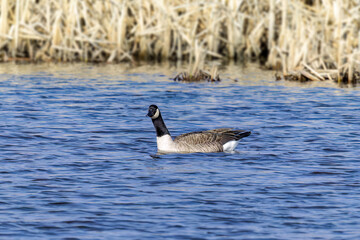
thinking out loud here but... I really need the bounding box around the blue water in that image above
[1,63,360,239]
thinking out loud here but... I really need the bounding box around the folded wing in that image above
[174,128,251,152]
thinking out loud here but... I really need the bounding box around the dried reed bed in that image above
[174,65,220,82]
[0,0,359,82]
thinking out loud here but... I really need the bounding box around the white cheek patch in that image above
[151,109,160,119]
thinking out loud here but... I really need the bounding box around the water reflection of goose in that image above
[147,105,251,153]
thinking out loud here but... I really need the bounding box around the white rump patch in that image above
[151,109,160,119]
[223,140,239,152]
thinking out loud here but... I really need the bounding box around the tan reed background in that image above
[0,0,359,81]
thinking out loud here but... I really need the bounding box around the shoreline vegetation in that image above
[0,0,359,83]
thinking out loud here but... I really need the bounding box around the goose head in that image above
[147,105,160,119]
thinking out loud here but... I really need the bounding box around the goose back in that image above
[173,128,250,152]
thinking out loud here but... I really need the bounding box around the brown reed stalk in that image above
[0,0,359,82]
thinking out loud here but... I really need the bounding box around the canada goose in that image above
[147,105,251,153]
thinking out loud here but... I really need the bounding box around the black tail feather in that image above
[234,131,251,140]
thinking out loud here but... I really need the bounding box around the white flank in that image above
[156,134,175,152]
[223,140,239,152]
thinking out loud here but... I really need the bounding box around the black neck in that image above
[152,113,170,137]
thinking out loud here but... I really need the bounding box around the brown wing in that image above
[174,128,251,146]
[174,130,222,145]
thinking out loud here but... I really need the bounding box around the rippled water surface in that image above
[1,63,360,239]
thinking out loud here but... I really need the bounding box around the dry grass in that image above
[174,66,220,82]
[0,0,360,82]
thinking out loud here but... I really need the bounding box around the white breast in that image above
[156,134,176,152]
